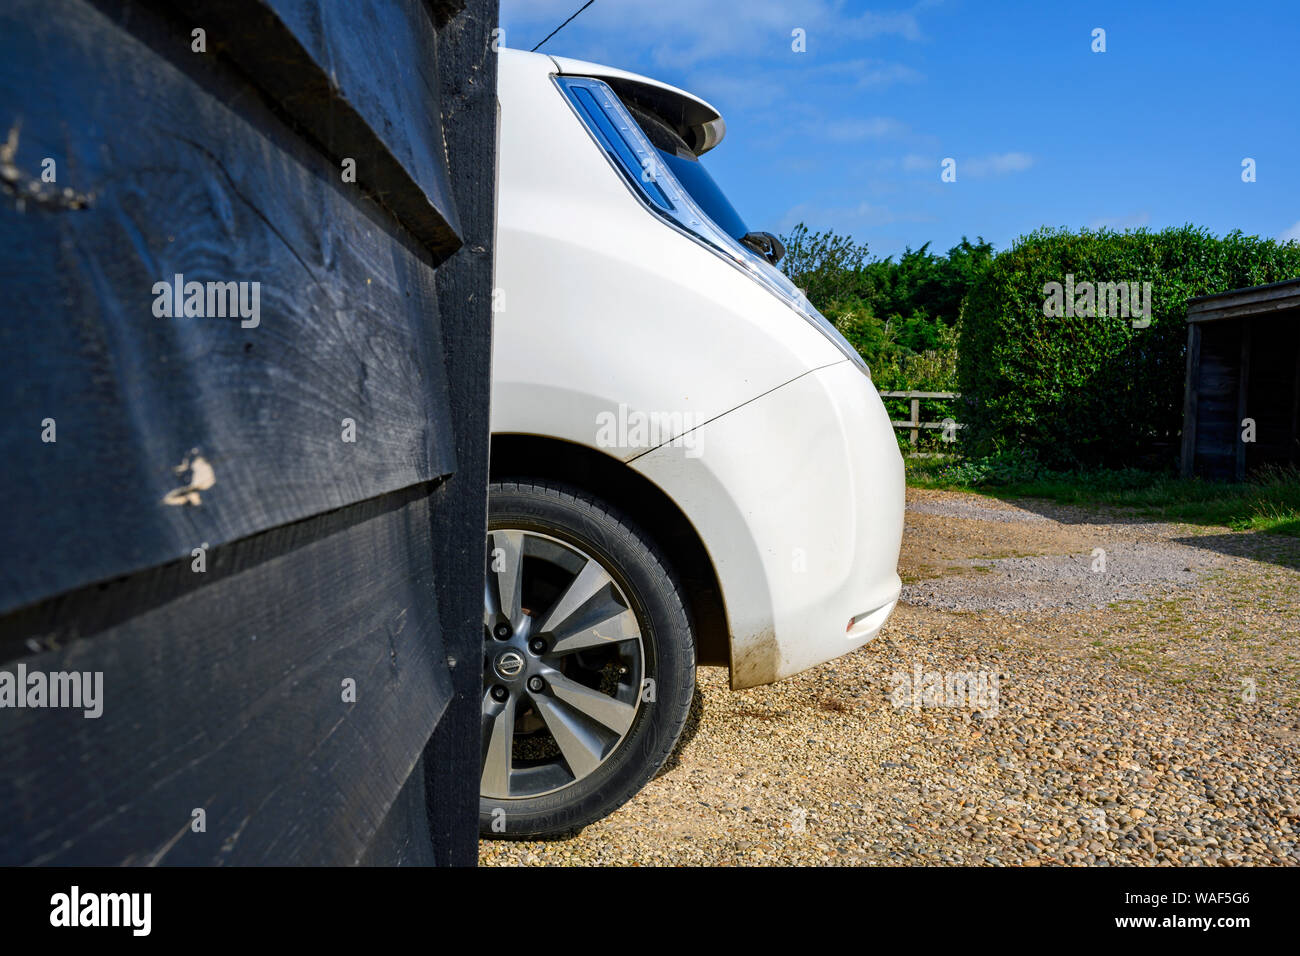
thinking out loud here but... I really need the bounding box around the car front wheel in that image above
[480,479,695,838]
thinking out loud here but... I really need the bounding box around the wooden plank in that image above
[421,0,499,868]
[1187,280,1300,323]
[0,0,458,614]
[424,0,467,26]
[1189,300,1300,323]
[0,488,454,865]
[1181,322,1201,477]
[1237,320,1252,480]
[161,0,464,258]
[877,391,961,399]
[1293,341,1300,466]
[1190,321,1240,479]
[358,761,437,866]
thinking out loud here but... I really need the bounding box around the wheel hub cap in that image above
[493,650,525,680]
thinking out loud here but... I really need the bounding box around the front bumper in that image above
[632,360,905,689]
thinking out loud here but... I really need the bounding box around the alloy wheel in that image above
[482,529,646,800]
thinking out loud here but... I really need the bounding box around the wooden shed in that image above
[1181,279,1300,480]
[0,0,497,865]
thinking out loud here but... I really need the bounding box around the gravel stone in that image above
[903,541,1218,612]
[480,488,1300,867]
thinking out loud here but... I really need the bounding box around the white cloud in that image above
[502,0,933,70]
[780,57,924,89]
[821,117,909,141]
[778,199,934,234]
[685,57,923,118]
[1279,219,1300,243]
[853,61,925,88]
[960,152,1035,178]
[888,153,1031,178]
[846,9,925,42]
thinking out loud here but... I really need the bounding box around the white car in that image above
[483,48,904,836]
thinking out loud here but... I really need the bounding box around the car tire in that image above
[479,479,696,838]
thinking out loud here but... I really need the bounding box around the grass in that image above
[906,456,1300,536]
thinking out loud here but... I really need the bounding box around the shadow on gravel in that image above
[909,490,1171,529]
[974,492,1300,572]
[658,680,706,776]
[1170,532,1300,571]
[982,495,1176,528]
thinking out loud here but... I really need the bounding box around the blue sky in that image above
[499,0,1300,260]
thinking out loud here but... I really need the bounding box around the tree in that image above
[779,224,993,390]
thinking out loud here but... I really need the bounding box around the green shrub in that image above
[781,225,989,398]
[862,237,994,333]
[958,226,1300,468]
[780,224,871,306]
[921,449,1051,485]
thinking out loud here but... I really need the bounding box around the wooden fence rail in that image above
[878,390,963,455]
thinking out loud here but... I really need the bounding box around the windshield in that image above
[654,148,749,241]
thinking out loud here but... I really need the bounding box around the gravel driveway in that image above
[480,488,1300,866]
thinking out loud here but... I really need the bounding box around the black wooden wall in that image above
[1184,311,1300,481]
[0,0,496,865]
[1185,320,1244,481]
[1243,314,1300,473]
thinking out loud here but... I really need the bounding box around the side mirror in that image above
[740,231,786,266]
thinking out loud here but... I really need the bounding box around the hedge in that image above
[957,226,1300,469]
